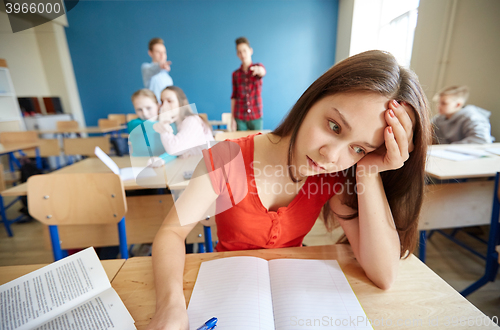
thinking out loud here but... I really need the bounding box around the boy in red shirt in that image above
[230,37,266,131]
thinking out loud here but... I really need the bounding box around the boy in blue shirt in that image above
[141,38,173,102]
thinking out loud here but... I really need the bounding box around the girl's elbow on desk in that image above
[363,258,399,290]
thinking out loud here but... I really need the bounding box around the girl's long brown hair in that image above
[272,50,431,258]
[162,86,212,132]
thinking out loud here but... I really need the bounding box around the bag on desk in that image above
[110,136,129,157]
[19,157,43,218]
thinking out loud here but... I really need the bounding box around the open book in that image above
[95,146,157,181]
[0,248,136,330]
[187,257,373,330]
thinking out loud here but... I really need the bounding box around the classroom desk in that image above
[1,155,200,197]
[419,143,500,230]
[0,259,125,285]
[420,143,500,232]
[420,144,500,296]
[0,155,200,248]
[425,143,500,180]
[111,245,499,329]
[36,125,126,135]
[0,141,42,172]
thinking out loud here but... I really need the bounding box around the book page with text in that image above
[187,256,275,330]
[0,248,112,330]
[34,287,136,330]
[269,259,373,330]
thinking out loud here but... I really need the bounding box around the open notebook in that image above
[187,257,373,330]
[95,146,157,181]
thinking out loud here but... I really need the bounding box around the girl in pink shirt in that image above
[152,86,214,164]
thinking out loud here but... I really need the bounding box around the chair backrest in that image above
[214,130,265,141]
[27,173,127,226]
[0,131,38,144]
[221,113,232,131]
[25,139,60,157]
[108,114,127,125]
[63,137,110,156]
[126,114,139,122]
[98,118,120,129]
[56,120,79,130]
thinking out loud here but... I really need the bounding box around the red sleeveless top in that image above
[202,134,344,251]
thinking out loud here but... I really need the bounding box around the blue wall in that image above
[64,0,338,130]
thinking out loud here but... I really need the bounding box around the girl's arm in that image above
[329,177,400,290]
[146,159,218,330]
[159,116,208,155]
[329,100,415,290]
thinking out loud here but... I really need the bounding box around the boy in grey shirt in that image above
[432,85,492,144]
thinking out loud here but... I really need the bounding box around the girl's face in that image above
[132,96,158,120]
[160,90,182,124]
[295,92,389,176]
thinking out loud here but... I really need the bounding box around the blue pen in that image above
[196,317,218,330]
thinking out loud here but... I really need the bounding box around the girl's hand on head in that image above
[146,156,165,168]
[153,121,174,134]
[356,100,415,176]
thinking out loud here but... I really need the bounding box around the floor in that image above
[1,196,499,319]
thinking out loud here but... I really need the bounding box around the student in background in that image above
[129,89,177,167]
[154,86,214,159]
[432,85,492,144]
[145,50,432,329]
[141,38,173,102]
[230,37,266,131]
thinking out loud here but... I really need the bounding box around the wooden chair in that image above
[98,118,120,129]
[0,131,42,171]
[214,130,266,141]
[126,114,139,122]
[27,173,129,261]
[186,220,218,253]
[24,139,62,169]
[461,172,500,296]
[221,113,232,132]
[0,163,26,237]
[0,131,38,144]
[63,137,110,157]
[56,120,79,130]
[108,114,127,125]
[47,194,174,251]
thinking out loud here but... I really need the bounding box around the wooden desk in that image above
[1,155,200,197]
[112,245,498,329]
[0,156,200,249]
[0,142,40,155]
[426,143,500,180]
[37,125,126,135]
[420,143,500,231]
[0,259,125,285]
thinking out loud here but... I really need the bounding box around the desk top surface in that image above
[426,143,500,180]
[37,125,126,134]
[0,259,125,285]
[1,155,199,197]
[0,142,40,155]
[112,245,497,329]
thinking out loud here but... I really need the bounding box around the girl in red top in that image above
[146,50,431,330]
